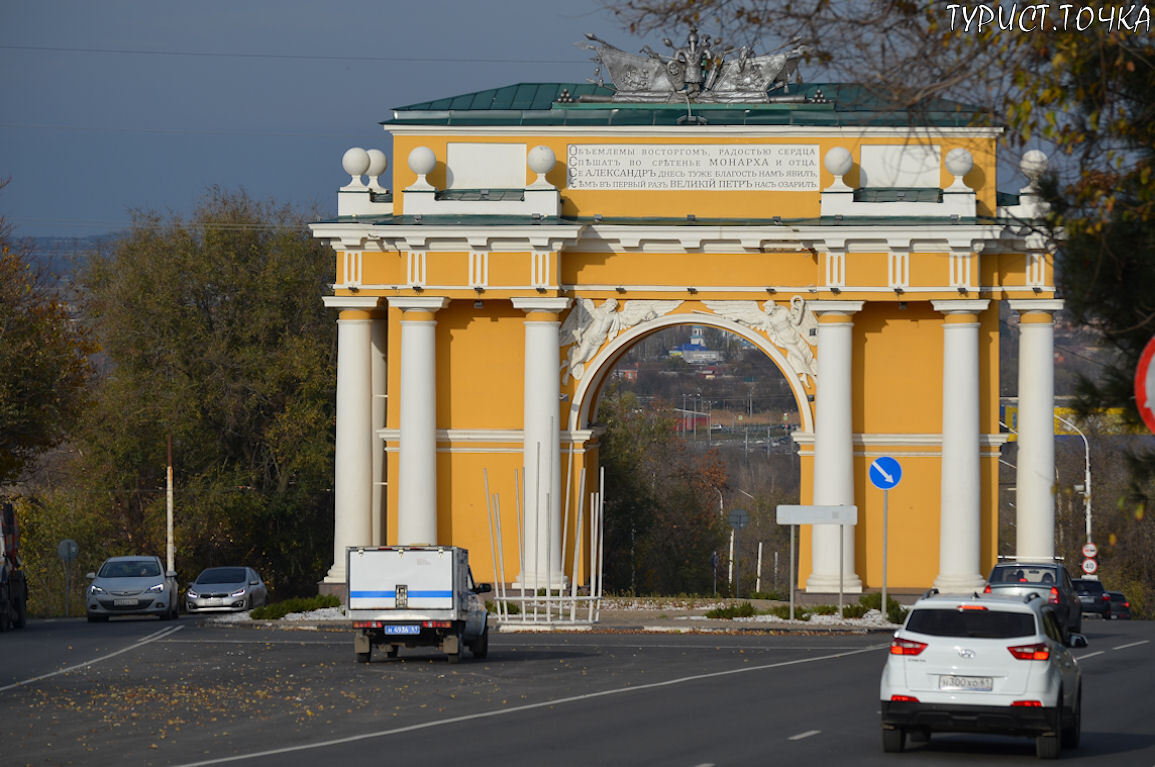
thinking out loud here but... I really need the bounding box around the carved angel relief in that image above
[559,299,683,383]
[704,297,819,381]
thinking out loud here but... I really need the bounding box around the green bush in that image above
[488,600,521,615]
[842,603,869,619]
[250,594,340,620]
[810,604,838,615]
[766,604,809,621]
[706,601,757,619]
[858,592,905,624]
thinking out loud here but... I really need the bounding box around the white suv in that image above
[880,591,1087,759]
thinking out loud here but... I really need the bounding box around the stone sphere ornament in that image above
[341,147,371,179]
[945,147,974,179]
[408,146,437,176]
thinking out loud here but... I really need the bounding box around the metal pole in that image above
[756,541,763,594]
[734,525,742,599]
[166,434,174,573]
[882,488,889,620]
[789,525,795,621]
[838,523,844,618]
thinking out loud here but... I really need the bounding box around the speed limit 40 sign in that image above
[1137,335,1155,434]
[1082,558,1099,575]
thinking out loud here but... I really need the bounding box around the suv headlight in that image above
[230,588,246,598]
[147,582,165,593]
[187,588,200,599]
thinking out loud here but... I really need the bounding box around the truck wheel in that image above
[472,624,489,659]
[14,592,26,629]
[355,647,372,663]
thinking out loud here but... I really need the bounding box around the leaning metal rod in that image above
[595,465,606,622]
[484,469,503,622]
[515,467,525,609]
[570,466,586,622]
[494,494,509,621]
[559,433,574,619]
[588,492,597,624]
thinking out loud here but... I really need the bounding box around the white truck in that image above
[346,545,491,663]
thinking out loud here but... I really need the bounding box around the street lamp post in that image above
[1057,415,1093,545]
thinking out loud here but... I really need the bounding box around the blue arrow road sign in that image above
[870,456,902,490]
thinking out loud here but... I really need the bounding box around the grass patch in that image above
[858,592,905,623]
[705,601,757,619]
[250,594,340,620]
[766,604,809,620]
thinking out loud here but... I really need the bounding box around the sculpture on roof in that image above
[559,299,683,383]
[580,28,808,104]
[704,298,818,381]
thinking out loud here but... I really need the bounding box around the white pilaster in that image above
[322,296,381,584]
[932,300,989,593]
[512,297,571,589]
[390,296,449,545]
[806,300,863,593]
[1009,299,1063,560]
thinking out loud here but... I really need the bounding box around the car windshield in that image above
[196,568,247,584]
[99,560,161,578]
[906,608,1036,639]
[991,566,1058,585]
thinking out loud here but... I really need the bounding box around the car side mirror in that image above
[1068,633,1088,649]
[249,580,259,585]
[474,583,493,594]
[86,572,96,580]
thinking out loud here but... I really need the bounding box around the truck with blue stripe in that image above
[346,546,491,663]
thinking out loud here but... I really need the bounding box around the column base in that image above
[933,572,986,595]
[512,573,570,592]
[804,573,863,594]
[323,563,346,584]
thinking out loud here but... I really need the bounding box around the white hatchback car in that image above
[880,591,1086,759]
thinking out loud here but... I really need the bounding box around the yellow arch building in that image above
[311,42,1061,595]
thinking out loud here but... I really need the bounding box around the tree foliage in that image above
[61,188,337,594]
[0,183,96,486]
[597,385,728,594]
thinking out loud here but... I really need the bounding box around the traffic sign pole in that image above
[882,488,889,616]
[869,457,903,620]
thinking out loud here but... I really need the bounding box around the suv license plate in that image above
[939,675,993,691]
[385,625,421,635]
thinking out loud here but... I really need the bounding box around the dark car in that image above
[1108,591,1132,620]
[984,561,1082,633]
[1073,578,1112,619]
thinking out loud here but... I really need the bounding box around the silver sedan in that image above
[185,567,268,613]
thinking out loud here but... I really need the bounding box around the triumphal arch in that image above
[311,31,1060,594]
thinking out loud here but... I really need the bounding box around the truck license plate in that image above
[384,625,420,635]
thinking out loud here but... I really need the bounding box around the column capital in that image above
[932,299,990,315]
[511,297,572,313]
[322,295,383,311]
[810,300,864,318]
[389,296,449,313]
[1007,298,1064,315]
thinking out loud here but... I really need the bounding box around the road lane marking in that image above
[1112,640,1149,651]
[172,643,888,767]
[0,625,183,692]
[1077,651,1105,660]
[788,730,821,741]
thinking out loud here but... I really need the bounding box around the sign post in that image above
[729,508,749,598]
[776,505,858,620]
[869,456,903,617]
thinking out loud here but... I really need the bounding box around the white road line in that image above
[173,643,888,767]
[0,625,184,692]
[1077,651,1105,660]
[788,729,821,741]
[1112,640,1149,651]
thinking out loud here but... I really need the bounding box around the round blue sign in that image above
[869,456,902,490]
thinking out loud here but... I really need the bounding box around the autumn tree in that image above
[597,385,728,594]
[64,188,337,594]
[0,181,96,486]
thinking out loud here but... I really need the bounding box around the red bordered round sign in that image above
[1138,335,1155,435]
[1082,558,1099,575]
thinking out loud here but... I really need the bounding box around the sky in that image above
[1,0,668,239]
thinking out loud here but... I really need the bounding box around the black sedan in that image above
[1109,591,1132,620]
[1073,577,1112,618]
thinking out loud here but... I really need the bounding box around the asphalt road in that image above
[3,616,1153,766]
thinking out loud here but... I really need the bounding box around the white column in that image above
[370,317,387,546]
[806,301,863,593]
[322,297,380,583]
[390,297,448,545]
[932,300,989,593]
[512,297,571,589]
[1009,299,1064,560]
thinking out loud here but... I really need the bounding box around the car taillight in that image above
[1008,643,1051,661]
[983,584,992,594]
[1011,700,1043,707]
[421,620,452,628]
[890,695,919,703]
[890,638,928,656]
[1048,586,1060,604]
[1101,593,1111,602]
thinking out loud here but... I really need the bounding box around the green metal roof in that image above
[388,82,993,129]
